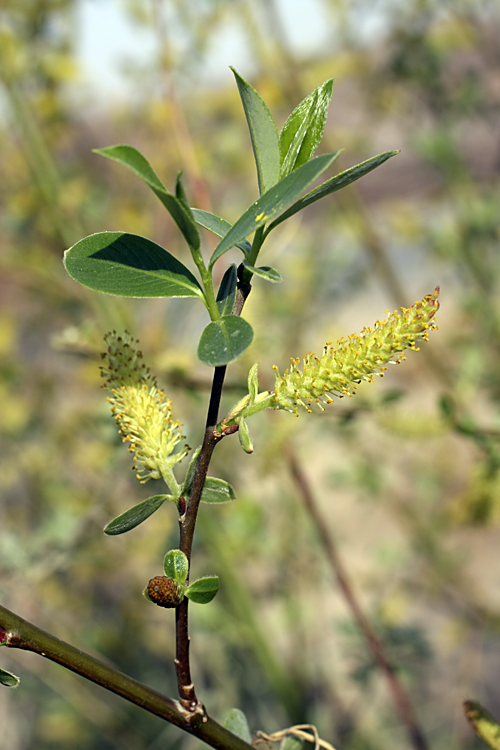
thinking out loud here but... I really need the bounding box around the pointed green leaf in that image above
[265,151,399,234]
[280,90,319,178]
[198,315,253,366]
[164,549,189,584]
[464,701,500,750]
[0,667,20,688]
[94,145,200,250]
[280,79,334,176]
[282,737,303,750]
[181,446,201,496]
[242,261,282,283]
[232,68,280,195]
[209,152,341,268]
[216,264,237,315]
[64,232,204,299]
[224,709,252,744]
[201,477,236,504]
[104,495,170,535]
[185,576,219,604]
[191,209,251,255]
[175,171,191,211]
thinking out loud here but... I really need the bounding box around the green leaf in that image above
[210,152,341,267]
[191,208,251,256]
[198,315,254,366]
[64,232,204,299]
[242,261,282,283]
[94,145,200,250]
[280,91,319,178]
[231,67,280,195]
[464,701,500,750]
[175,171,191,211]
[181,446,201,496]
[282,737,303,750]
[280,79,334,177]
[104,495,169,535]
[265,151,399,234]
[185,576,219,604]
[0,667,20,688]
[237,418,253,454]
[201,477,236,504]
[164,549,189,584]
[224,708,252,744]
[216,264,237,315]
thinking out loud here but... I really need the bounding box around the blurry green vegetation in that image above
[1,1,500,749]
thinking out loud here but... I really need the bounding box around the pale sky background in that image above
[75,0,385,104]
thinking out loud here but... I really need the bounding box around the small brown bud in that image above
[146,576,185,608]
[222,424,239,436]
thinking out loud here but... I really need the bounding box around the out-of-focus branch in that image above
[286,445,430,750]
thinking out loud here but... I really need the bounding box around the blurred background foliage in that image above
[1,1,500,749]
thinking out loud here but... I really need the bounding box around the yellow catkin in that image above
[101,331,189,482]
[272,287,440,415]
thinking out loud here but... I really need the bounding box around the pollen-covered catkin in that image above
[272,287,440,416]
[101,331,189,482]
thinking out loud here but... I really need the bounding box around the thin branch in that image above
[174,274,252,711]
[286,445,430,750]
[0,604,254,750]
[175,397,223,711]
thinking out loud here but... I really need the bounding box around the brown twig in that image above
[174,276,252,712]
[286,445,430,750]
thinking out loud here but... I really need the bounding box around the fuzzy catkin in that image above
[101,331,189,482]
[272,287,440,415]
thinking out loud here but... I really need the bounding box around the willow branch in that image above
[174,274,252,711]
[0,604,254,750]
[286,445,430,750]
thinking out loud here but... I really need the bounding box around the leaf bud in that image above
[238,418,254,454]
